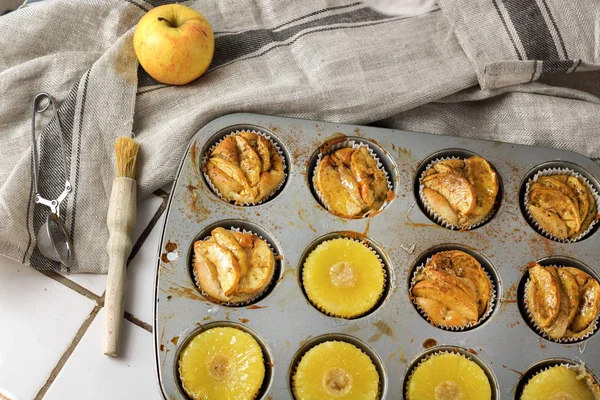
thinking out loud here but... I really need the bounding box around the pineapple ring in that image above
[521,366,596,400]
[293,341,379,400]
[179,327,265,400]
[303,238,385,318]
[406,352,492,400]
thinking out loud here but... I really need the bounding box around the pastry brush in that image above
[104,136,138,356]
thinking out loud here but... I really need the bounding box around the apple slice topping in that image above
[206,131,286,204]
[422,173,476,217]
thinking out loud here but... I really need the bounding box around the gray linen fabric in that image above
[0,0,598,273]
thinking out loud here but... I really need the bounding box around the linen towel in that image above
[0,0,599,273]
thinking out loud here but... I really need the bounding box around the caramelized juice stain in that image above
[319,134,347,154]
[502,365,524,376]
[167,282,205,301]
[368,321,393,342]
[239,318,249,323]
[190,141,199,172]
[165,241,178,252]
[362,217,371,237]
[246,305,267,309]
[298,209,317,233]
[422,338,437,349]
[171,336,179,346]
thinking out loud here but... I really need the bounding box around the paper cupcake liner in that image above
[418,156,498,230]
[291,339,383,400]
[192,227,279,306]
[523,266,599,343]
[409,256,497,331]
[312,140,393,218]
[301,237,387,319]
[201,129,288,206]
[524,167,600,243]
[520,362,600,397]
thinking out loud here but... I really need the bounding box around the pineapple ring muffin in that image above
[293,341,380,400]
[178,327,265,400]
[302,238,385,318]
[406,352,492,400]
[521,365,600,400]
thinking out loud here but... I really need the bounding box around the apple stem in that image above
[157,17,173,27]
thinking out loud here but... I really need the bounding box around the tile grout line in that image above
[128,193,168,263]
[125,311,153,333]
[34,305,102,400]
[39,270,102,304]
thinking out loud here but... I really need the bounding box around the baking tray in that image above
[153,113,600,399]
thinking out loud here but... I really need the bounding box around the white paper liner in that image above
[311,140,393,218]
[201,129,288,206]
[418,156,499,230]
[409,255,497,331]
[301,236,387,319]
[520,362,600,397]
[523,265,600,343]
[524,167,600,243]
[405,350,488,396]
[192,227,279,306]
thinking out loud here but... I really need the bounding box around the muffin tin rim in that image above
[154,112,600,400]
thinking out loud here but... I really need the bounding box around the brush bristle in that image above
[115,136,139,178]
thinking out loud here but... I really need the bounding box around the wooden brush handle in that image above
[104,178,137,356]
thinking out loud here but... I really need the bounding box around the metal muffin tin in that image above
[154,113,600,399]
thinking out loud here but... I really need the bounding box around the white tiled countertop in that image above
[0,190,170,400]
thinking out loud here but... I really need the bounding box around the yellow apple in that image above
[133,4,215,85]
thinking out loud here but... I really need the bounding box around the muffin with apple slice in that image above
[204,131,285,205]
[314,145,392,218]
[410,250,493,329]
[526,173,598,241]
[193,227,275,304]
[525,262,600,341]
[420,156,500,229]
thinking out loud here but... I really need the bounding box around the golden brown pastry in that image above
[193,228,275,303]
[526,263,600,339]
[527,174,597,239]
[315,147,390,218]
[205,131,285,204]
[411,250,492,327]
[421,156,499,228]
